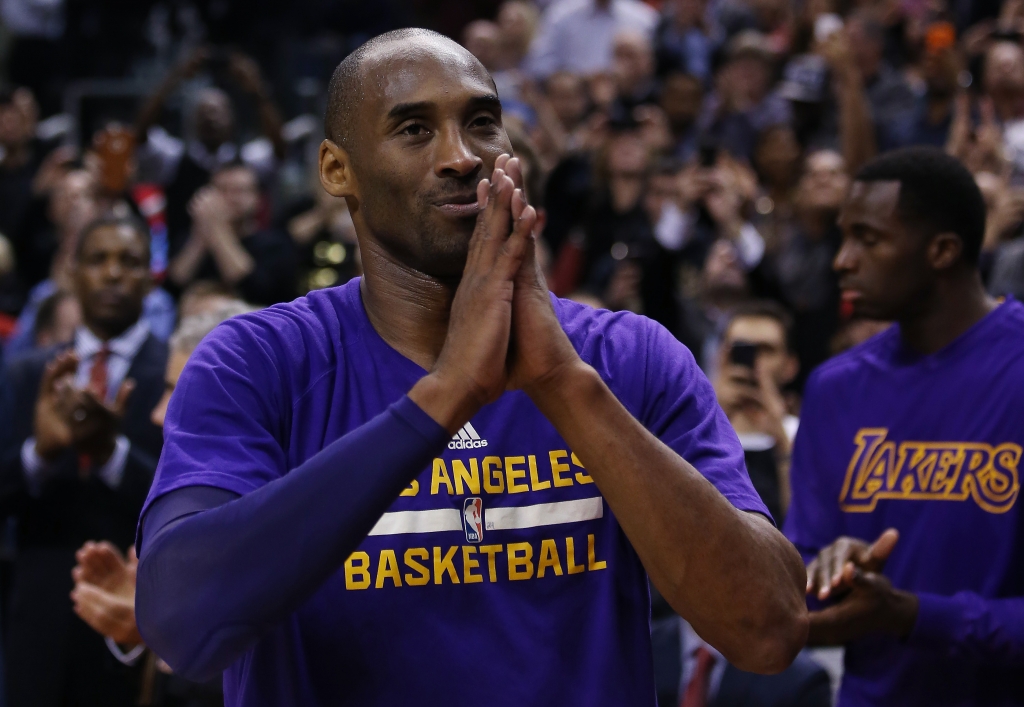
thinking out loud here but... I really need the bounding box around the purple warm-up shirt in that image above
[144,277,767,706]
[784,299,1024,706]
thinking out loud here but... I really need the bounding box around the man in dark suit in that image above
[0,214,168,707]
[652,592,832,707]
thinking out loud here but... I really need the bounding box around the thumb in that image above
[981,97,997,127]
[865,528,899,568]
[113,379,135,415]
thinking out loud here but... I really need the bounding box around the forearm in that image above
[168,235,208,286]
[207,231,255,284]
[835,68,876,174]
[526,363,808,673]
[135,73,183,142]
[909,592,1024,664]
[135,394,449,680]
[255,94,286,159]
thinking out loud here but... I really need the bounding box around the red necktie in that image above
[89,345,110,401]
[680,645,716,707]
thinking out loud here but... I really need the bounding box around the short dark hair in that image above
[325,28,452,148]
[854,147,986,264]
[74,214,151,263]
[725,299,795,352]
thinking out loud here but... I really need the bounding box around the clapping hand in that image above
[71,542,142,646]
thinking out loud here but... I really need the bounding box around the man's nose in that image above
[434,124,483,178]
[102,256,124,281]
[833,240,856,273]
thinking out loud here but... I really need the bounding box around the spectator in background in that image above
[756,149,849,382]
[70,304,250,707]
[580,130,679,327]
[610,30,660,113]
[32,289,80,349]
[678,238,752,370]
[981,40,1024,125]
[133,49,285,256]
[0,88,42,292]
[713,301,800,523]
[845,10,917,130]
[0,215,167,707]
[177,280,245,321]
[660,71,705,160]
[701,31,790,160]
[497,0,540,72]
[654,0,720,83]
[168,162,296,306]
[880,22,960,150]
[5,167,174,357]
[526,0,658,79]
[286,170,360,294]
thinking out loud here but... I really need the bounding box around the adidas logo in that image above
[448,422,488,450]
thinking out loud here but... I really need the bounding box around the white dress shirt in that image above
[21,320,150,495]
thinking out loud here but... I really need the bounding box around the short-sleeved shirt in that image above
[784,299,1024,706]
[146,277,767,706]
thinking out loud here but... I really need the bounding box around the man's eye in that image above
[401,123,429,136]
[470,115,497,128]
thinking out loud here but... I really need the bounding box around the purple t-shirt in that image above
[147,277,766,706]
[784,299,1024,706]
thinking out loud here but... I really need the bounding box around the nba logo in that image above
[463,497,483,543]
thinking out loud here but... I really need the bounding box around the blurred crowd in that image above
[0,0,1022,704]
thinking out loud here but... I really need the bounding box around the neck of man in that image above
[359,240,456,372]
[898,269,996,356]
[85,317,136,343]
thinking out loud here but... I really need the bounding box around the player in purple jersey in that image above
[134,28,807,705]
[785,147,1024,705]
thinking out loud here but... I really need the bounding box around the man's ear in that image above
[928,231,963,271]
[319,140,358,200]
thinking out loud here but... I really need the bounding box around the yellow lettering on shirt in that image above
[431,459,454,495]
[375,549,402,588]
[507,542,534,580]
[505,456,529,493]
[839,428,1021,514]
[400,479,419,497]
[528,455,551,491]
[462,546,483,584]
[433,546,460,584]
[537,539,563,578]
[453,459,481,496]
[572,453,594,485]
[482,456,504,493]
[403,548,430,586]
[587,533,607,571]
[549,450,573,487]
[479,544,503,582]
[344,552,371,590]
[565,537,585,575]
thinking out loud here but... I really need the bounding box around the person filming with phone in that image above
[713,301,800,523]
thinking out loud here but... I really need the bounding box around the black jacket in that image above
[652,613,832,707]
[0,332,167,707]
